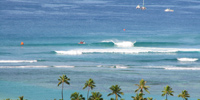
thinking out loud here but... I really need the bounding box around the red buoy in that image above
[21,42,24,45]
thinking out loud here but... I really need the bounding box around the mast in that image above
[143,0,144,7]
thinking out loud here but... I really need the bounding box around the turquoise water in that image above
[1,0,200,99]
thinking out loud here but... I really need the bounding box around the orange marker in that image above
[123,29,126,31]
[21,42,24,45]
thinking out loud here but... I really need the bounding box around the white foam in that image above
[177,58,198,62]
[115,65,128,69]
[109,65,128,69]
[114,41,135,47]
[97,65,103,67]
[55,47,200,55]
[102,40,136,47]
[55,51,82,55]
[0,60,37,63]
[143,66,200,70]
[165,67,200,70]
[0,66,48,68]
[54,66,75,68]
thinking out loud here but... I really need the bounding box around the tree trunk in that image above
[166,94,167,100]
[115,93,118,100]
[62,82,64,100]
[87,87,90,100]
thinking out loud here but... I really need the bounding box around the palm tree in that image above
[19,96,24,100]
[178,90,190,100]
[107,85,124,100]
[135,79,150,94]
[161,85,174,100]
[131,93,144,100]
[89,92,103,100]
[70,92,85,100]
[146,97,153,100]
[83,78,96,100]
[58,74,70,100]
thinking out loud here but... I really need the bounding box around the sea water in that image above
[0,0,200,99]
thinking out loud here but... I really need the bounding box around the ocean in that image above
[0,0,200,99]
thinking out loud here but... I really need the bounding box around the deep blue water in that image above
[0,0,200,99]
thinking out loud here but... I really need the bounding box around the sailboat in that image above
[141,0,146,10]
[165,8,174,12]
[136,5,140,9]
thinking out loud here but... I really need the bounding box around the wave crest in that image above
[177,58,198,62]
[102,40,136,47]
[165,67,200,70]
[55,47,200,55]
[0,60,37,63]
[54,66,75,68]
[0,66,48,68]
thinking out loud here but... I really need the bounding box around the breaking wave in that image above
[143,66,200,70]
[55,47,200,55]
[0,66,48,68]
[54,66,75,68]
[165,67,200,70]
[101,40,136,47]
[177,58,198,62]
[0,60,37,63]
[97,65,128,69]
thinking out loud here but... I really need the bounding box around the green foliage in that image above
[110,98,115,100]
[70,92,85,100]
[83,78,96,100]
[161,85,174,100]
[19,96,24,100]
[132,93,145,100]
[108,85,124,100]
[135,79,150,94]
[146,97,153,100]
[58,74,70,100]
[89,92,103,100]
[178,90,190,100]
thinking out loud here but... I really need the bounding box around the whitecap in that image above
[177,58,198,62]
[54,66,75,68]
[115,65,128,69]
[55,51,82,55]
[101,40,136,47]
[0,60,37,63]
[0,66,48,68]
[165,67,200,70]
[55,47,200,55]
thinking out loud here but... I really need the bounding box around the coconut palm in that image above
[58,74,70,100]
[83,78,96,100]
[131,93,144,100]
[89,92,103,100]
[161,85,174,100]
[70,92,85,100]
[146,97,153,100]
[178,90,190,100]
[107,85,124,100]
[135,79,150,94]
[19,96,24,100]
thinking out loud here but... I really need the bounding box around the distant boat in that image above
[141,0,146,10]
[165,8,174,12]
[136,5,140,9]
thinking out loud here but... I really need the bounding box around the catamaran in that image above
[141,0,146,10]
